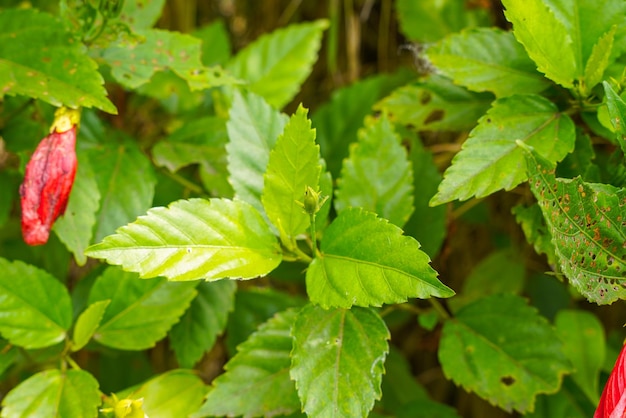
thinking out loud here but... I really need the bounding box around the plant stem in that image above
[309,214,319,257]
[429,298,451,320]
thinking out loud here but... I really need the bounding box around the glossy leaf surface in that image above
[306,208,453,308]
[0,258,72,349]
[430,94,575,205]
[291,305,389,418]
[86,198,282,281]
[88,267,197,350]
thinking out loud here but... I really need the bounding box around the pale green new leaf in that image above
[86,198,282,281]
[427,28,550,97]
[603,81,626,156]
[0,258,72,349]
[554,310,605,404]
[227,90,288,215]
[306,208,454,309]
[374,75,493,132]
[0,9,116,113]
[523,147,626,305]
[71,300,110,352]
[117,370,206,418]
[88,135,156,242]
[262,105,321,238]
[169,280,236,368]
[396,0,491,42]
[430,94,575,205]
[196,309,300,418]
[502,0,577,88]
[439,294,571,413]
[335,115,414,227]
[152,116,228,172]
[100,29,239,91]
[584,26,616,92]
[53,151,100,265]
[1,370,100,418]
[228,20,328,108]
[88,267,197,350]
[291,305,389,418]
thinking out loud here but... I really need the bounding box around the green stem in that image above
[429,298,451,320]
[309,214,319,257]
[160,168,205,195]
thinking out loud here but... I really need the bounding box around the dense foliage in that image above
[0,0,625,417]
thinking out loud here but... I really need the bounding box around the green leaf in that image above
[0,9,116,113]
[1,369,100,418]
[0,258,72,349]
[152,116,228,172]
[526,380,593,418]
[227,90,289,216]
[379,348,430,414]
[226,287,306,356]
[117,370,206,418]
[196,309,300,418]
[512,204,558,267]
[169,280,236,368]
[88,267,197,350]
[53,150,100,265]
[119,0,165,30]
[523,147,626,304]
[430,94,575,205]
[313,71,415,177]
[194,20,231,66]
[335,115,414,227]
[100,28,239,90]
[290,305,389,418]
[554,310,605,404]
[439,294,571,413]
[86,198,282,281]
[88,135,157,242]
[427,28,550,97]
[603,81,626,156]
[503,0,626,90]
[584,26,616,91]
[262,105,321,239]
[403,135,446,258]
[397,400,462,418]
[306,208,453,308]
[502,0,577,88]
[374,75,493,132]
[396,0,491,42]
[71,299,111,352]
[448,249,526,313]
[227,20,328,108]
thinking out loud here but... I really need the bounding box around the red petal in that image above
[596,343,626,418]
[20,126,77,246]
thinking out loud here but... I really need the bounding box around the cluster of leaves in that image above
[0,0,625,417]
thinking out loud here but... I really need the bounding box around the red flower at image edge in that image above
[19,108,79,246]
[595,343,626,418]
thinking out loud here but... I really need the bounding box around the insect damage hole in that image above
[500,376,516,386]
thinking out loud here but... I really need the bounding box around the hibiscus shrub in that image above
[0,0,625,417]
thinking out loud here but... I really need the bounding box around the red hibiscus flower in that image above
[595,343,626,418]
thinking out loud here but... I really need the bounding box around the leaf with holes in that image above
[88,268,197,350]
[427,28,549,97]
[262,105,321,240]
[169,281,236,368]
[85,198,282,281]
[227,90,288,216]
[306,207,454,308]
[227,20,328,109]
[430,94,575,205]
[1,369,100,418]
[290,305,389,417]
[0,258,72,349]
[439,294,572,413]
[523,146,626,305]
[196,309,300,418]
[335,115,414,227]
[0,9,116,113]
